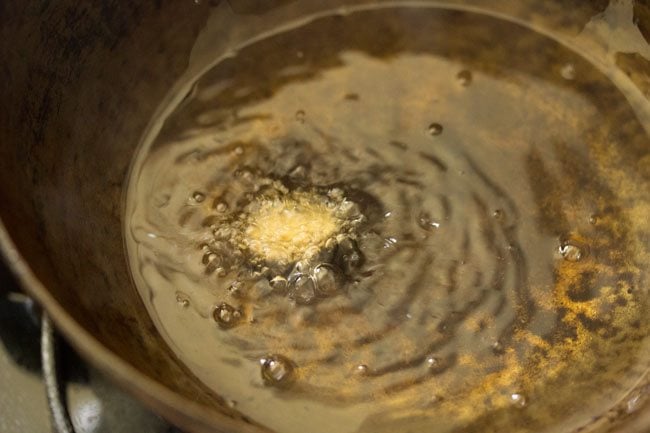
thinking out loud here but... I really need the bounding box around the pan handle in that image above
[41,314,76,433]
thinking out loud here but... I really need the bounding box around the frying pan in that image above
[1,0,649,432]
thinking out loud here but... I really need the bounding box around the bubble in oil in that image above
[289,260,309,277]
[312,264,340,295]
[427,122,444,136]
[191,192,206,203]
[559,242,584,262]
[213,302,242,328]
[176,293,190,308]
[510,392,528,408]
[260,355,295,386]
[212,227,233,241]
[202,252,218,265]
[335,237,364,274]
[289,165,307,179]
[335,199,361,219]
[456,69,473,86]
[205,255,224,275]
[354,364,369,376]
[328,188,344,200]
[228,281,243,298]
[560,63,576,80]
[269,275,288,292]
[295,110,306,123]
[215,202,228,213]
[290,274,317,304]
[425,355,441,369]
[491,341,505,355]
[417,211,440,231]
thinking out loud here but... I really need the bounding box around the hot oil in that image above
[125,5,650,433]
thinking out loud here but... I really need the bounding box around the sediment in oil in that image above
[125,5,650,433]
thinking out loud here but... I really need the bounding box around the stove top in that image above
[0,260,181,433]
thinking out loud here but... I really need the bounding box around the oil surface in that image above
[125,5,650,433]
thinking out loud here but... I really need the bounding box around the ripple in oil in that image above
[125,5,650,433]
